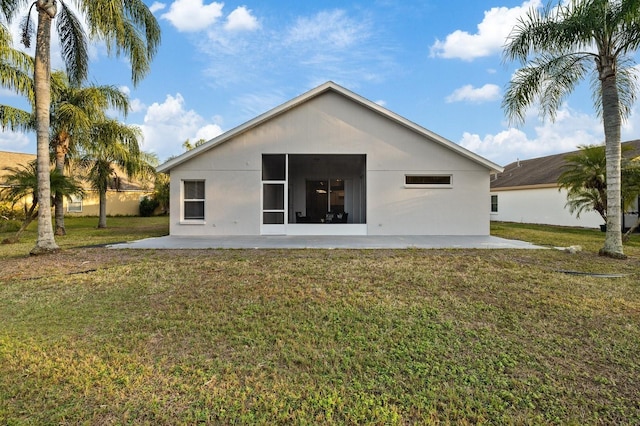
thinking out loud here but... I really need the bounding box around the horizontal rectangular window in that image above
[405,175,452,186]
[183,180,205,220]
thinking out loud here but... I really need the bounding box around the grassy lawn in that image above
[1,217,639,424]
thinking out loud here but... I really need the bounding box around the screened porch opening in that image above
[287,154,366,225]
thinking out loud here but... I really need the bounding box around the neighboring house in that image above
[0,151,152,216]
[490,140,640,229]
[158,81,503,237]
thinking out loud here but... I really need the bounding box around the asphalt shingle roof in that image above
[491,140,640,190]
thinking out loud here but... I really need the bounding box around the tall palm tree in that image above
[0,161,83,243]
[49,70,130,235]
[1,0,160,254]
[503,0,640,258]
[81,119,154,229]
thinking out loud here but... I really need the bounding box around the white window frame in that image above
[67,194,83,213]
[182,180,205,223]
[491,194,498,213]
[404,174,453,189]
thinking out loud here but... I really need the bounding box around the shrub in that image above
[139,196,159,217]
[0,219,21,233]
[0,202,23,221]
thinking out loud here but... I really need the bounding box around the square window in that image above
[67,195,83,213]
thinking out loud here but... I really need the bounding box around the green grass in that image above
[491,221,640,256]
[0,216,169,258]
[1,218,639,424]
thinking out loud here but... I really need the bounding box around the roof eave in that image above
[157,81,504,174]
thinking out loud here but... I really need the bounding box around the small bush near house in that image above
[139,195,159,217]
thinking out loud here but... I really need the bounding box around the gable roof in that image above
[158,81,503,174]
[491,139,640,190]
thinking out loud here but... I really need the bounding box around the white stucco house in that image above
[157,82,503,237]
[490,140,640,229]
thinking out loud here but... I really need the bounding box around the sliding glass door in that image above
[305,179,345,222]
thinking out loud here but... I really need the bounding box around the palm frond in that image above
[590,55,639,119]
[502,52,591,124]
[611,0,640,55]
[0,60,34,101]
[0,0,28,23]
[0,161,84,205]
[80,0,161,86]
[56,0,88,85]
[0,104,34,131]
[565,187,606,220]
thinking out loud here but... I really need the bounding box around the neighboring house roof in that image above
[491,139,640,191]
[0,151,150,191]
[158,81,504,174]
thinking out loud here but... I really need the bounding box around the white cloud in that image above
[286,10,369,50]
[460,104,604,165]
[129,98,147,113]
[149,2,166,13]
[195,124,224,141]
[224,6,260,32]
[161,0,224,32]
[430,0,542,61]
[114,86,145,114]
[0,130,31,152]
[446,84,501,103]
[139,93,223,160]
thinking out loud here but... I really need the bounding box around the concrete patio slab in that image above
[108,235,544,250]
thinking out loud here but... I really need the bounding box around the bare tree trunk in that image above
[53,133,70,236]
[31,7,59,255]
[599,59,625,258]
[97,189,107,228]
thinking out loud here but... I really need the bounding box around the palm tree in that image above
[49,70,130,235]
[503,0,640,258]
[0,161,83,243]
[1,0,160,255]
[80,119,154,228]
[559,144,639,221]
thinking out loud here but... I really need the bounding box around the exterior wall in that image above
[490,187,604,228]
[169,91,492,236]
[64,190,151,216]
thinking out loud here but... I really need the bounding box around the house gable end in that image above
[158,82,503,174]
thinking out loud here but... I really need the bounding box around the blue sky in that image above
[2,0,639,165]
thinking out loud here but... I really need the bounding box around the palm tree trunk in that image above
[54,134,70,236]
[599,62,624,258]
[98,189,107,228]
[31,8,59,255]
